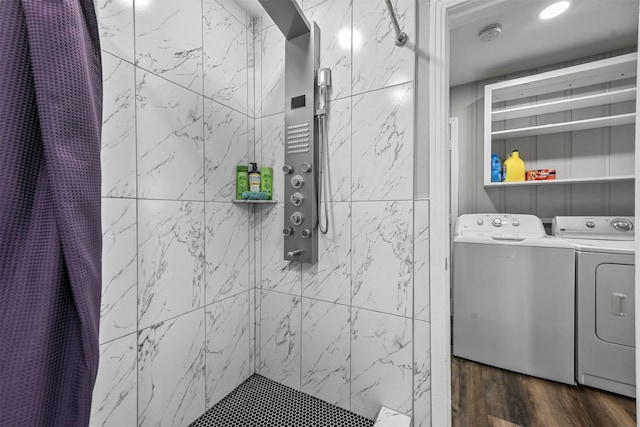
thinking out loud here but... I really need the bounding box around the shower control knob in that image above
[301,162,312,173]
[290,211,304,226]
[300,229,312,239]
[282,165,293,174]
[291,175,304,189]
[290,192,304,206]
[283,227,293,236]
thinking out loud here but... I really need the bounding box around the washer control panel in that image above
[552,216,635,240]
[455,214,546,238]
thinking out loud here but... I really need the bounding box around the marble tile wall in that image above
[92,0,254,425]
[94,0,431,426]
[254,1,431,426]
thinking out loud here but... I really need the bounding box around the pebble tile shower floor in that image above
[190,374,375,427]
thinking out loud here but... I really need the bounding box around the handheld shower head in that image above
[316,68,331,116]
[317,68,331,88]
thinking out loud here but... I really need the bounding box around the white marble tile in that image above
[101,54,136,198]
[205,292,251,407]
[352,83,414,201]
[322,98,351,203]
[138,200,204,329]
[259,203,301,295]
[352,201,413,317]
[304,0,352,101]
[101,198,137,343]
[204,100,249,201]
[97,0,134,62]
[259,113,285,200]
[258,290,301,390]
[204,0,248,113]
[352,0,415,94]
[351,309,413,420]
[205,202,249,304]
[136,71,204,200]
[413,320,431,427]
[302,202,350,304]
[215,0,248,26]
[260,25,285,116]
[301,298,350,410]
[138,310,205,427]
[414,200,430,322]
[135,0,203,92]
[90,334,137,427]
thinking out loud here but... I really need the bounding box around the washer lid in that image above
[552,216,634,240]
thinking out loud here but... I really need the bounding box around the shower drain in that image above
[190,374,374,427]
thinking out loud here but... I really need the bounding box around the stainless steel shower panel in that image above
[282,23,320,263]
[257,0,310,41]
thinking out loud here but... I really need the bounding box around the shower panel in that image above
[258,0,322,263]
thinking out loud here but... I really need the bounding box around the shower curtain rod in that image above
[384,0,408,46]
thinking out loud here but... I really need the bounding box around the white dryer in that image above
[453,214,576,384]
[552,216,636,397]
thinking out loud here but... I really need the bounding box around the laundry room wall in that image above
[451,48,636,221]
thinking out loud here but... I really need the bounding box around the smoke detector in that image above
[478,24,502,42]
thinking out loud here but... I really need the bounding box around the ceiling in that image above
[449,0,638,86]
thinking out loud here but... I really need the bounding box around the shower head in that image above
[258,0,310,40]
[317,68,331,88]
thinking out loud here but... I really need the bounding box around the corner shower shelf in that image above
[484,52,638,187]
[232,199,277,204]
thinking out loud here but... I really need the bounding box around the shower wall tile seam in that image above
[350,79,415,99]
[101,50,136,68]
[214,0,249,28]
[97,329,138,347]
[261,288,417,321]
[131,63,252,117]
[254,80,417,121]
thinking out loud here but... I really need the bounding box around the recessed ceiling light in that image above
[478,24,502,42]
[539,1,570,20]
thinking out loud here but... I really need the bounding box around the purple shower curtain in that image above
[0,0,102,425]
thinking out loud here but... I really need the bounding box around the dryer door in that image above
[596,263,635,347]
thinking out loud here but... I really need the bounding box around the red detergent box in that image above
[526,169,556,181]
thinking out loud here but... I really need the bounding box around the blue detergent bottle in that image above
[491,153,502,182]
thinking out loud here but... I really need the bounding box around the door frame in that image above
[428,1,640,425]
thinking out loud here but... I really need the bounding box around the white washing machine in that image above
[552,216,636,397]
[453,214,576,384]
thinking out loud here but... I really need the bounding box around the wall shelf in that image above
[485,175,635,187]
[232,199,277,204]
[484,52,637,187]
[491,87,636,122]
[492,113,635,140]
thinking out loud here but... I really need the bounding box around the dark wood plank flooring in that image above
[452,357,636,427]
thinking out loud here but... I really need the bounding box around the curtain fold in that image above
[0,0,103,425]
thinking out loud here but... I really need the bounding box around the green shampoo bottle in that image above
[261,167,273,200]
[236,165,248,199]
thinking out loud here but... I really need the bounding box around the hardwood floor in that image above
[452,357,636,427]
